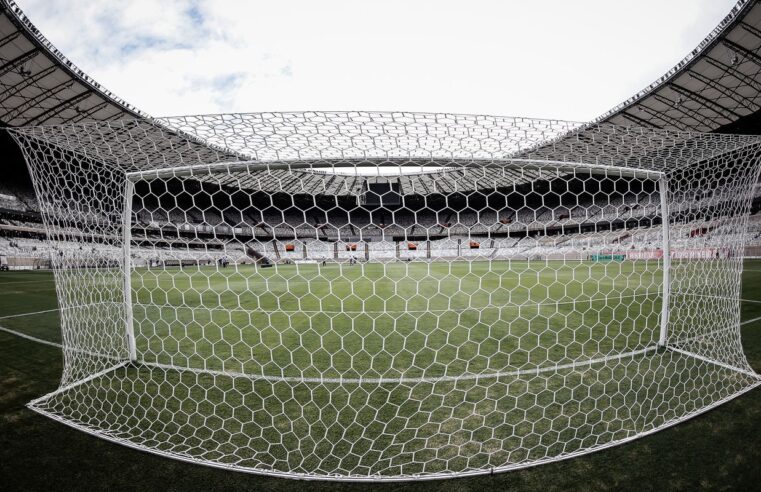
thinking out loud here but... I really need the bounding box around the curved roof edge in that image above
[594,0,759,130]
[0,0,149,122]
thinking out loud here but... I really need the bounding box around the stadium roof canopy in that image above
[3,0,761,134]
[0,0,239,162]
[0,0,147,126]
[596,0,761,133]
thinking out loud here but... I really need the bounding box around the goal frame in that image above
[121,158,671,368]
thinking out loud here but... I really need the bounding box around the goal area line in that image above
[136,345,660,385]
[26,341,760,408]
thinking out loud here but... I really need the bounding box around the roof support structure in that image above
[703,55,761,91]
[739,20,761,40]
[721,38,761,67]
[0,47,37,77]
[70,99,111,123]
[629,104,689,130]
[651,93,717,129]
[0,29,21,49]
[0,64,56,106]
[0,78,74,121]
[685,69,758,111]
[619,110,663,129]
[23,90,92,125]
[668,81,742,119]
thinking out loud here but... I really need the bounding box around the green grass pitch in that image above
[1,260,760,489]
[132,260,662,379]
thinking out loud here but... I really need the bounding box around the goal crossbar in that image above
[125,158,664,182]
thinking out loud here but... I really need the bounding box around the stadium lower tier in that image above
[0,221,744,270]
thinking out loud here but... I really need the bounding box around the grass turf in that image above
[0,261,760,490]
[132,260,662,378]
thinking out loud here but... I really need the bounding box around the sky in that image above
[16,0,740,121]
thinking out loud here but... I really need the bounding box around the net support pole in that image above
[659,175,671,347]
[122,179,136,361]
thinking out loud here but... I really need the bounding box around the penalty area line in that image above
[0,324,62,349]
[741,314,761,327]
[0,300,759,351]
[0,307,60,320]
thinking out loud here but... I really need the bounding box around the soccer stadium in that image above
[2,0,761,489]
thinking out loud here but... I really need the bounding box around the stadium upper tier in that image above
[10,114,760,181]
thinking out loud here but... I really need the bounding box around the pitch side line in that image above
[741,314,761,326]
[3,298,761,320]
[675,316,761,345]
[133,291,662,315]
[28,361,131,406]
[0,302,111,321]
[666,346,760,379]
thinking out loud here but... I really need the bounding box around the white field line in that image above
[741,314,761,326]
[0,279,55,286]
[5,296,761,320]
[0,324,124,363]
[1,296,759,351]
[670,290,761,305]
[676,316,761,345]
[27,361,131,406]
[3,296,761,320]
[0,324,62,348]
[0,301,112,321]
[141,346,658,385]
[0,308,60,320]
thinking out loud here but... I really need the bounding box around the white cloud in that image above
[16,0,739,120]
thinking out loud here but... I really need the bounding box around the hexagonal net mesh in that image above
[8,112,761,480]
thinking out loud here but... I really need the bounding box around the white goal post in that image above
[8,112,761,481]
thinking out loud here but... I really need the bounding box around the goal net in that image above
[9,112,761,480]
